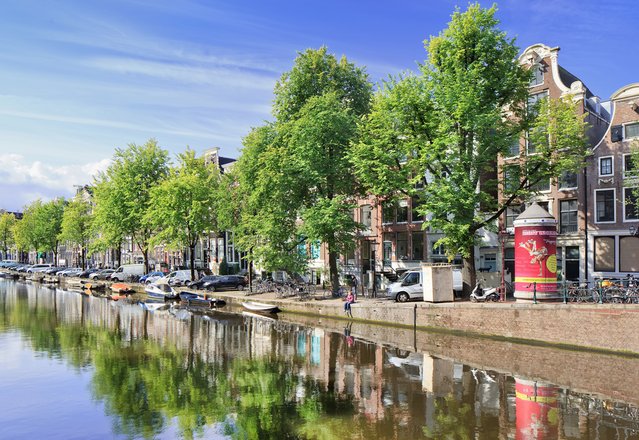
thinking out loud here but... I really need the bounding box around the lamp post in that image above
[498,229,510,302]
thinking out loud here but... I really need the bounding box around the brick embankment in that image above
[206,288,639,355]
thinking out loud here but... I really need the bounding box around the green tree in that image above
[0,212,16,259]
[59,197,94,269]
[351,4,588,290]
[13,199,65,263]
[146,149,219,280]
[92,139,170,272]
[229,48,372,292]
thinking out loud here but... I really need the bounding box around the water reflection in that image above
[2,279,639,439]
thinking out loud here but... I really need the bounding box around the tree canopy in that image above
[350,3,588,289]
[92,139,170,272]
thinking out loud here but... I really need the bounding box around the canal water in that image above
[2,280,639,439]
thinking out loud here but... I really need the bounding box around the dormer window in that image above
[530,64,544,87]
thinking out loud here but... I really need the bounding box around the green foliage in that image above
[352,3,588,270]
[13,198,65,260]
[219,256,229,275]
[423,394,474,439]
[59,196,93,267]
[226,48,372,290]
[146,149,219,278]
[92,139,169,270]
[0,212,16,256]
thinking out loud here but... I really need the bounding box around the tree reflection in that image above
[423,394,474,440]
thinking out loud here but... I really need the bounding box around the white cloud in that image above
[0,154,110,210]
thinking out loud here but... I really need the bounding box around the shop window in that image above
[594,236,615,272]
[620,237,639,272]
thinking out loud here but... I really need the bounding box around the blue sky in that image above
[0,0,637,211]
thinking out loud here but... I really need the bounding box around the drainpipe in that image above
[584,165,589,282]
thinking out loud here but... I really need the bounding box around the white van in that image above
[110,263,145,281]
[386,268,462,302]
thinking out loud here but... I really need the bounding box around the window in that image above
[396,232,408,260]
[537,201,549,213]
[382,201,395,224]
[530,64,544,87]
[599,156,613,176]
[594,236,615,272]
[411,197,423,222]
[624,188,639,221]
[564,246,580,281]
[411,231,424,261]
[503,164,520,194]
[559,171,578,190]
[505,205,523,229]
[528,176,550,192]
[504,247,515,280]
[625,122,639,140]
[403,272,419,286]
[595,189,615,223]
[360,204,372,228]
[620,237,639,272]
[560,200,578,233]
[527,91,548,114]
[383,234,393,264]
[624,154,637,178]
[507,136,521,157]
[396,200,409,223]
[431,241,447,262]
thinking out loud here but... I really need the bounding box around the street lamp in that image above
[498,229,510,301]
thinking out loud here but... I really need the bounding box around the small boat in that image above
[111,282,134,294]
[242,301,280,313]
[145,282,178,299]
[179,292,226,308]
[83,282,106,291]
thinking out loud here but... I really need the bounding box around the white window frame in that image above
[623,187,639,222]
[624,121,639,140]
[594,188,616,224]
[505,136,521,159]
[598,156,614,177]
[529,64,544,87]
[623,154,637,179]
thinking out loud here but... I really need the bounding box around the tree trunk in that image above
[462,246,477,296]
[189,243,196,280]
[328,240,340,296]
[142,248,149,273]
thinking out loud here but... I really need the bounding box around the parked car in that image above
[89,269,115,280]
[44,266,65,275]
[188,275,219,289]
[78,268,101,278]
[205,275,247,292]
[27,264,54,273]
[15,264,30,272]
[140,271,164,283]
[385,268,463,302]
[57,267,82,276]
[159,270,193,287]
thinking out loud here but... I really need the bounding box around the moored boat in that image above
[145,282,177,299]
[111,282,135,294]
[242,301,280,313]
[179,292,226,308]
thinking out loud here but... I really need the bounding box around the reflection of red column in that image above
[515,378,558,440]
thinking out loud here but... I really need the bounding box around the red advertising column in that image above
[513,203,560,301]
[515,378,559,440]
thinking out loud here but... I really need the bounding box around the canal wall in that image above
[220,294,639,355]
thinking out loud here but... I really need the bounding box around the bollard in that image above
[533,282,537,304]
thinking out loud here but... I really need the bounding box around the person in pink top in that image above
[344,291,354,317]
